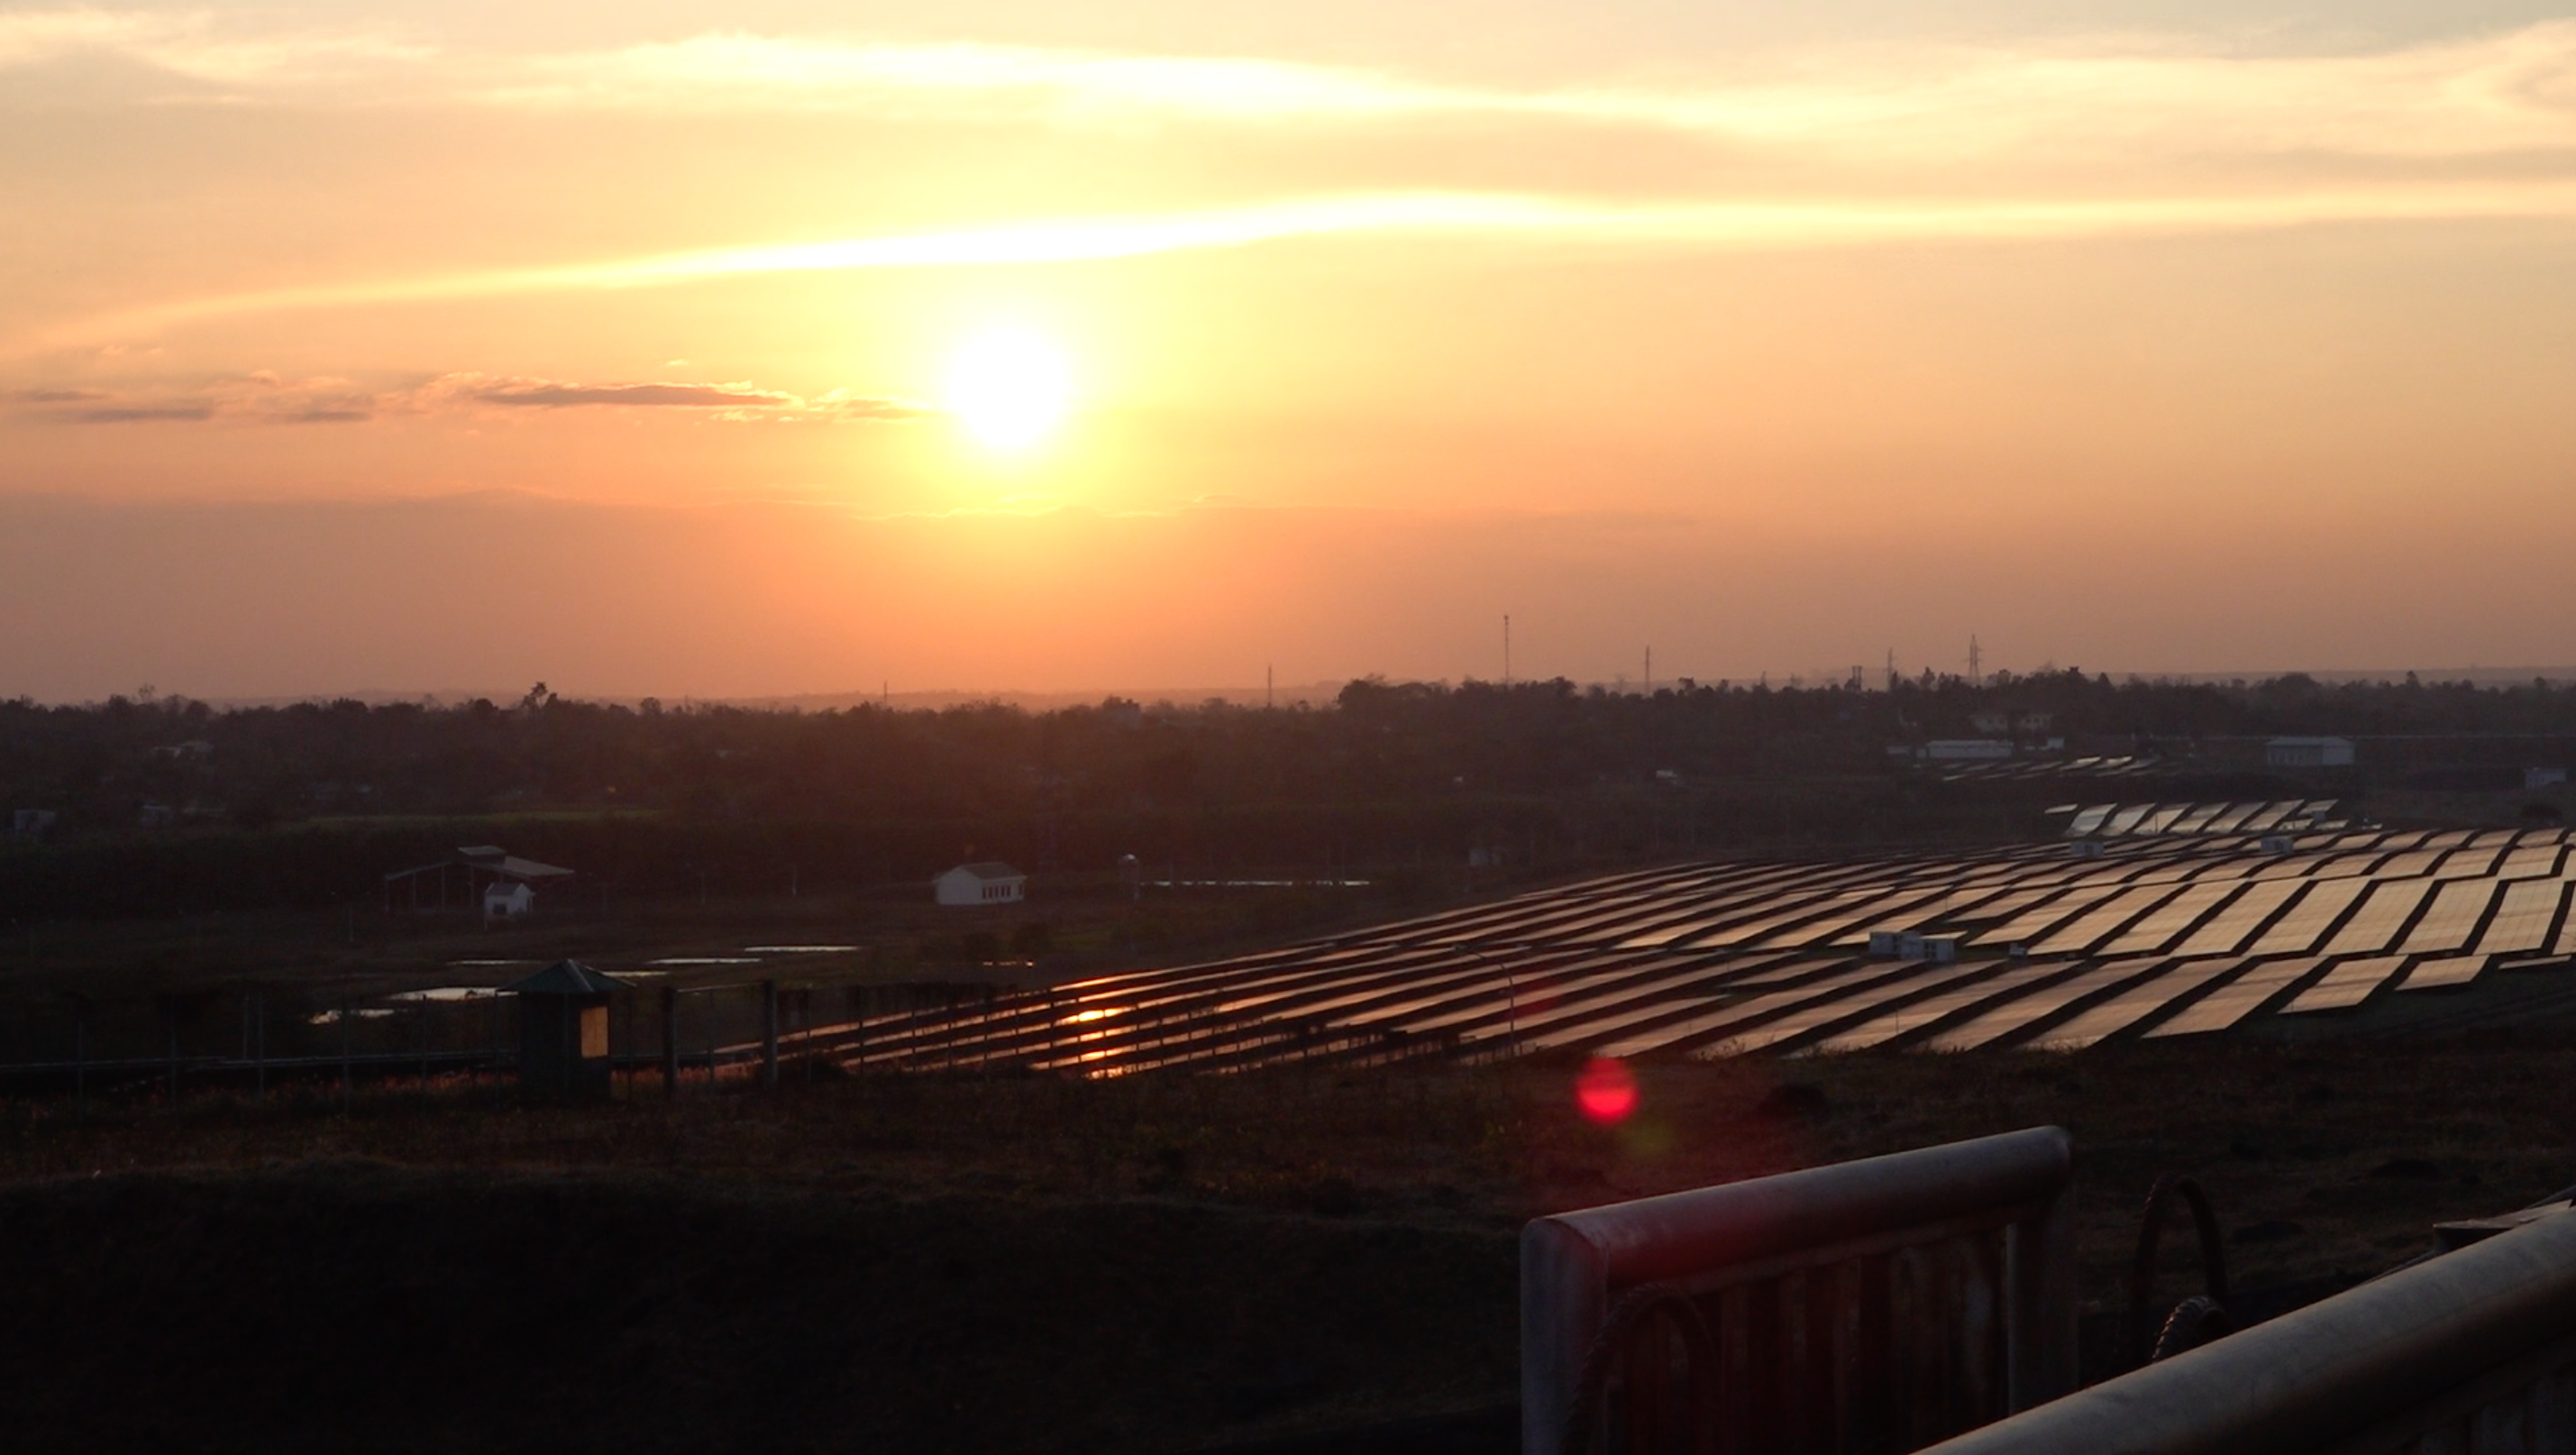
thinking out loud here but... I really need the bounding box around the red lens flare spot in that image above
[1576,1057,1639,1124]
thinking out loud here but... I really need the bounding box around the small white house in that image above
[936,862,1027,907]
[483,881,534,923]
[2266,737,2355,768]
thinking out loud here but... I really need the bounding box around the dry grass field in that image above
[0,1028,2568,1450]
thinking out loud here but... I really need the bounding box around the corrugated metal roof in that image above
[945,862,1025,881]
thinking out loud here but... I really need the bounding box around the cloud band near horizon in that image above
[22,181,2576,354]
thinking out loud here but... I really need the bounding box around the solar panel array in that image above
[824,826,2576,1077]
[1941,754,2163,783]
[2060,799,2343,837]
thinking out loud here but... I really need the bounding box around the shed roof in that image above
[455,845,574,879]
[503,960,629,996]
[942,861,1026,882]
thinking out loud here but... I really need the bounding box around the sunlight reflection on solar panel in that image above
[849,821,2576,1077]
[2088,881,2238,955]
[2034,957,2253,1048]
[1921,958,2179,1050]
[1592,959,1937,1058]
[2028,883,2187,953]
[2397,955,2489,990]
[2398,878,2501,953]
[2143,957,2329,1037]
[2480,878,2571,955]
[2318,879,2437,956]
[2279,955,2410,1012]
[1810,959,2091,1052]
[2243,879,2372,956]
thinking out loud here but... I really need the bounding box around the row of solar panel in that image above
[823,940,2513,1077]
[2060,800,2342,837]
[811,827,2574,1076]
[1940,755,2160,783]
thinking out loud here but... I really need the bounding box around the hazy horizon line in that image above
[50,664,2576,713]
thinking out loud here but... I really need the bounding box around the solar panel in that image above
[2243,879,2373,956]
[1921,958,2181,1050]
[2168,879,2307,956]
[2397,955,2489,991]
[2397,878,2503,955]
[1811,959,2095,1053]
[2143,957,2330,1037]
[2033,957,2254,1048]
[2278,956,2410,1013]
[2480,878,2572,956]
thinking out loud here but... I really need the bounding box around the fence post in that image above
[760,980,780,1089]
[662,984,680,1097]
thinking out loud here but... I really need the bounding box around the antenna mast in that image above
[1968,635,1983,686]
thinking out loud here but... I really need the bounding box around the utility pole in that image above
[1644,647,1652,694]
[1503,615,1512,687]
[1265,663,1273,709]
[1968,635,1983,685]
[1886,649,1897,691]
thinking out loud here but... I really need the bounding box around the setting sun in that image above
[944,328,1073,451]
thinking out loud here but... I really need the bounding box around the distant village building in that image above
[2267,737,2356,769]
[1923,739,2014,762]
[137,801,178,828]
[384,844,575,915]
[147,740,214,764]
[484,881,535,923]
[10,809,56,840]
[936,862,1027,907]
[2527,767,2568,791]
[1970,711,2057,737]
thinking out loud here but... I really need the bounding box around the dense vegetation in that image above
[3,672,2572,920]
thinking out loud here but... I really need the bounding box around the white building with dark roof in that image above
[935,862,1027,907]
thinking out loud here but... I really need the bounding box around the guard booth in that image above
[506,960,627,1101]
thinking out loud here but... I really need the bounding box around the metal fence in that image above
[1522,1126,2078,1455]
[1914,1198,2576,1455]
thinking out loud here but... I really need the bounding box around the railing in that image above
[1914,1199,2576,1455]
[1522,1126,2078,1455]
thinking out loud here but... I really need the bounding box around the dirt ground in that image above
[0,1030,2567,1451]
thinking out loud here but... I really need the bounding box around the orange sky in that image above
[8,3,2576,699]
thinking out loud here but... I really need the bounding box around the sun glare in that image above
[945,328,1073,451]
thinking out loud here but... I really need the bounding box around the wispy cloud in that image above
[0,7,432,92]
[12,13,2576,166]
[1,370,929,426]
[461,378,798,410]
[480,27,2576,163]
[15,14,2576,354]
[30,180,2576,352]
[416,373,927,421]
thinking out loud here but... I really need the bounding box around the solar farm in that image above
[838,805,2576,1076]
